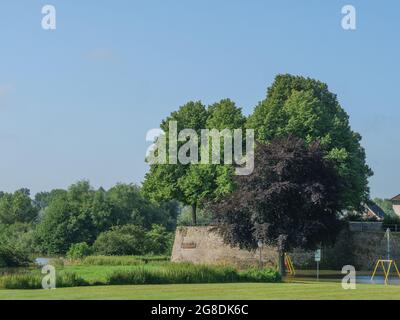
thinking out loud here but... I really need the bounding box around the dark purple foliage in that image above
[209,136,345,252]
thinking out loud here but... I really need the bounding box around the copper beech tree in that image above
[208,136,345,275]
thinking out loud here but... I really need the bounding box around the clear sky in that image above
[0,0,398,199]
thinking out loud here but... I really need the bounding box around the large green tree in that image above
[247,74,372,210]
[142,99,245,224]
[0,189,38,225]
[35,181,101,253]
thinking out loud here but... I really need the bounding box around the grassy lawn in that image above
[59,265,164,283]
[1,281,400,300]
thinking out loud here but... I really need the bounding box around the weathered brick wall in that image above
[171,226,400,271]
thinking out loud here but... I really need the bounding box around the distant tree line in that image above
[0,181,180,263]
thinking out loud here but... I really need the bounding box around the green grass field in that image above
[60,265,164,283]
[1,281,400,300]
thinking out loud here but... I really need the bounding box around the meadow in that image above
[0,256,280,290]
[1,282,400,300]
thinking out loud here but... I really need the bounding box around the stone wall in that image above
[171,226,400,271]
[171,226,278,268]
[351,231,400,270]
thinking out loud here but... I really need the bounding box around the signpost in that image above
[385,228,391,260]
[257,240,263,269]
[315,249,321,281]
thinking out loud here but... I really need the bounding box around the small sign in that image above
[315,249,321,262]
[181,242,197,249]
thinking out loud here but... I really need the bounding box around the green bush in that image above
[239,268,281,282]
[383,214,400,225]
[93,225,147,255]
[145,225,174,255]
[0,244,31,268]
[67,242,92,260]
[0,222,38,254]
[92,224,173,256]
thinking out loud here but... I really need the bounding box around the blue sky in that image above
[0,0,398,199]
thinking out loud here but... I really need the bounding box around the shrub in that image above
[0,222,38,254]
[383,214,400,225]
[93,225,147,255]
[239,268,281,282]
[92,224,174,256]
[145,225,174,255]
[67,242,92,260]
[0,244,31,268]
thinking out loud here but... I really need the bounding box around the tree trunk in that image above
[191,204,197,225]
[278,249,286,277]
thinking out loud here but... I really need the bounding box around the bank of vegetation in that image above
[0,259,280,289]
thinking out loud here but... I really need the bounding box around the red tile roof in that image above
[391,194,400,201]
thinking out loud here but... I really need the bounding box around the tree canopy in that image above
[0,189,38,225]
[142,99,245,224]
[247,74,372,210]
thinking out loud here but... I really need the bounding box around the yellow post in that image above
[371,260,380,281]
[393,261,400,278]
[381,261,387,281]
[289,255,296,276]
[284,253,295,276]
[384,261,392,285]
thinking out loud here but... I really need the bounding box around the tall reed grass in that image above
[107,264,280,285]
[0,262,280,289]
[0,272,87,289]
